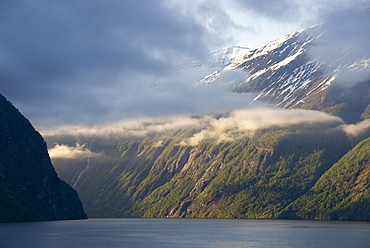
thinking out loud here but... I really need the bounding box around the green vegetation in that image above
[279,137,370,221]
[51,120,370,221]
[361,104,370,120]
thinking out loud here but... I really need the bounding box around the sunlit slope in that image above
[52,122,366,219]
[49,16,370,220]
[130,124,348,218]
[279,137,370,221]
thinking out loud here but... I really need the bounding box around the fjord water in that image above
[0,218,369,248]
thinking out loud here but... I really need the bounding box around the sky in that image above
[0,0,369,130]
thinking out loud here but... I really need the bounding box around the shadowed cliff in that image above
[0,94,86,221]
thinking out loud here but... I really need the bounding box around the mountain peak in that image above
[196,24,369,123]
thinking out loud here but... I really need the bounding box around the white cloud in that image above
[42,115,204,138]
[43,108,342,147]
[306,5,370,86]
[48,143,100,159]
[153,140,166,148]
[163,0,308,50]
[341,119,370,136]
[179,108,343,146]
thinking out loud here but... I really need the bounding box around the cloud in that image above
[234,0,304,22]
[306,6,370,86]
[43,108,343,147]
[48,143,100,159]
[166,0,310,50]
[341,119,370,136]
[180,108,343,146]
[153,140,165,148]
[41,115,205,138]
[0,0,211,127]
[0,0,368,129]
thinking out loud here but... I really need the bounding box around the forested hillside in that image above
[51,118,370,221]
[48,17,370,221]
[280,137,370,221]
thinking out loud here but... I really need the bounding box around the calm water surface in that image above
[0,218,369,248]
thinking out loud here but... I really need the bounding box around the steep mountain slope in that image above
[48,12,370,220]
[133,124,348,219]
[198,19,370,123]
[279,137,370,221]
[0,94,87,221]
[50,119,370,219]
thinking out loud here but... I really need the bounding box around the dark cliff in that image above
[0,94,86,221]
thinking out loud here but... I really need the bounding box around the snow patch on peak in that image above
[199,70,221,85]
[262,34,292,52]
[195,46,251,85]
[208,46,251,67]
[270,48,304,70]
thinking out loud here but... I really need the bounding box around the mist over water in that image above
[1,219,369,248]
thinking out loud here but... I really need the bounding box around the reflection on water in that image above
[0,218,369,248]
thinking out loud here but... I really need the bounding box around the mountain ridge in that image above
[50,120,370,220]
[48,20,370,221]
[0,94,87,221]
[197,23,370,123]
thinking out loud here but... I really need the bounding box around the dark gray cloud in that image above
[0,0,212,127]
[234,0,369,22]
[0,0,369,129]
[234,0,302,22]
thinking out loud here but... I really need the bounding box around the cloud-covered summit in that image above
[0,0,368,129]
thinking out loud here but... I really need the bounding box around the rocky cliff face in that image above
[0,94,86,221]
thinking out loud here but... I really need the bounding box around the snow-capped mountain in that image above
[196,46,251,85]
[234,25,329,108]
[207,46,251,67]
[197,23,370,122]
[173,46,250,86]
